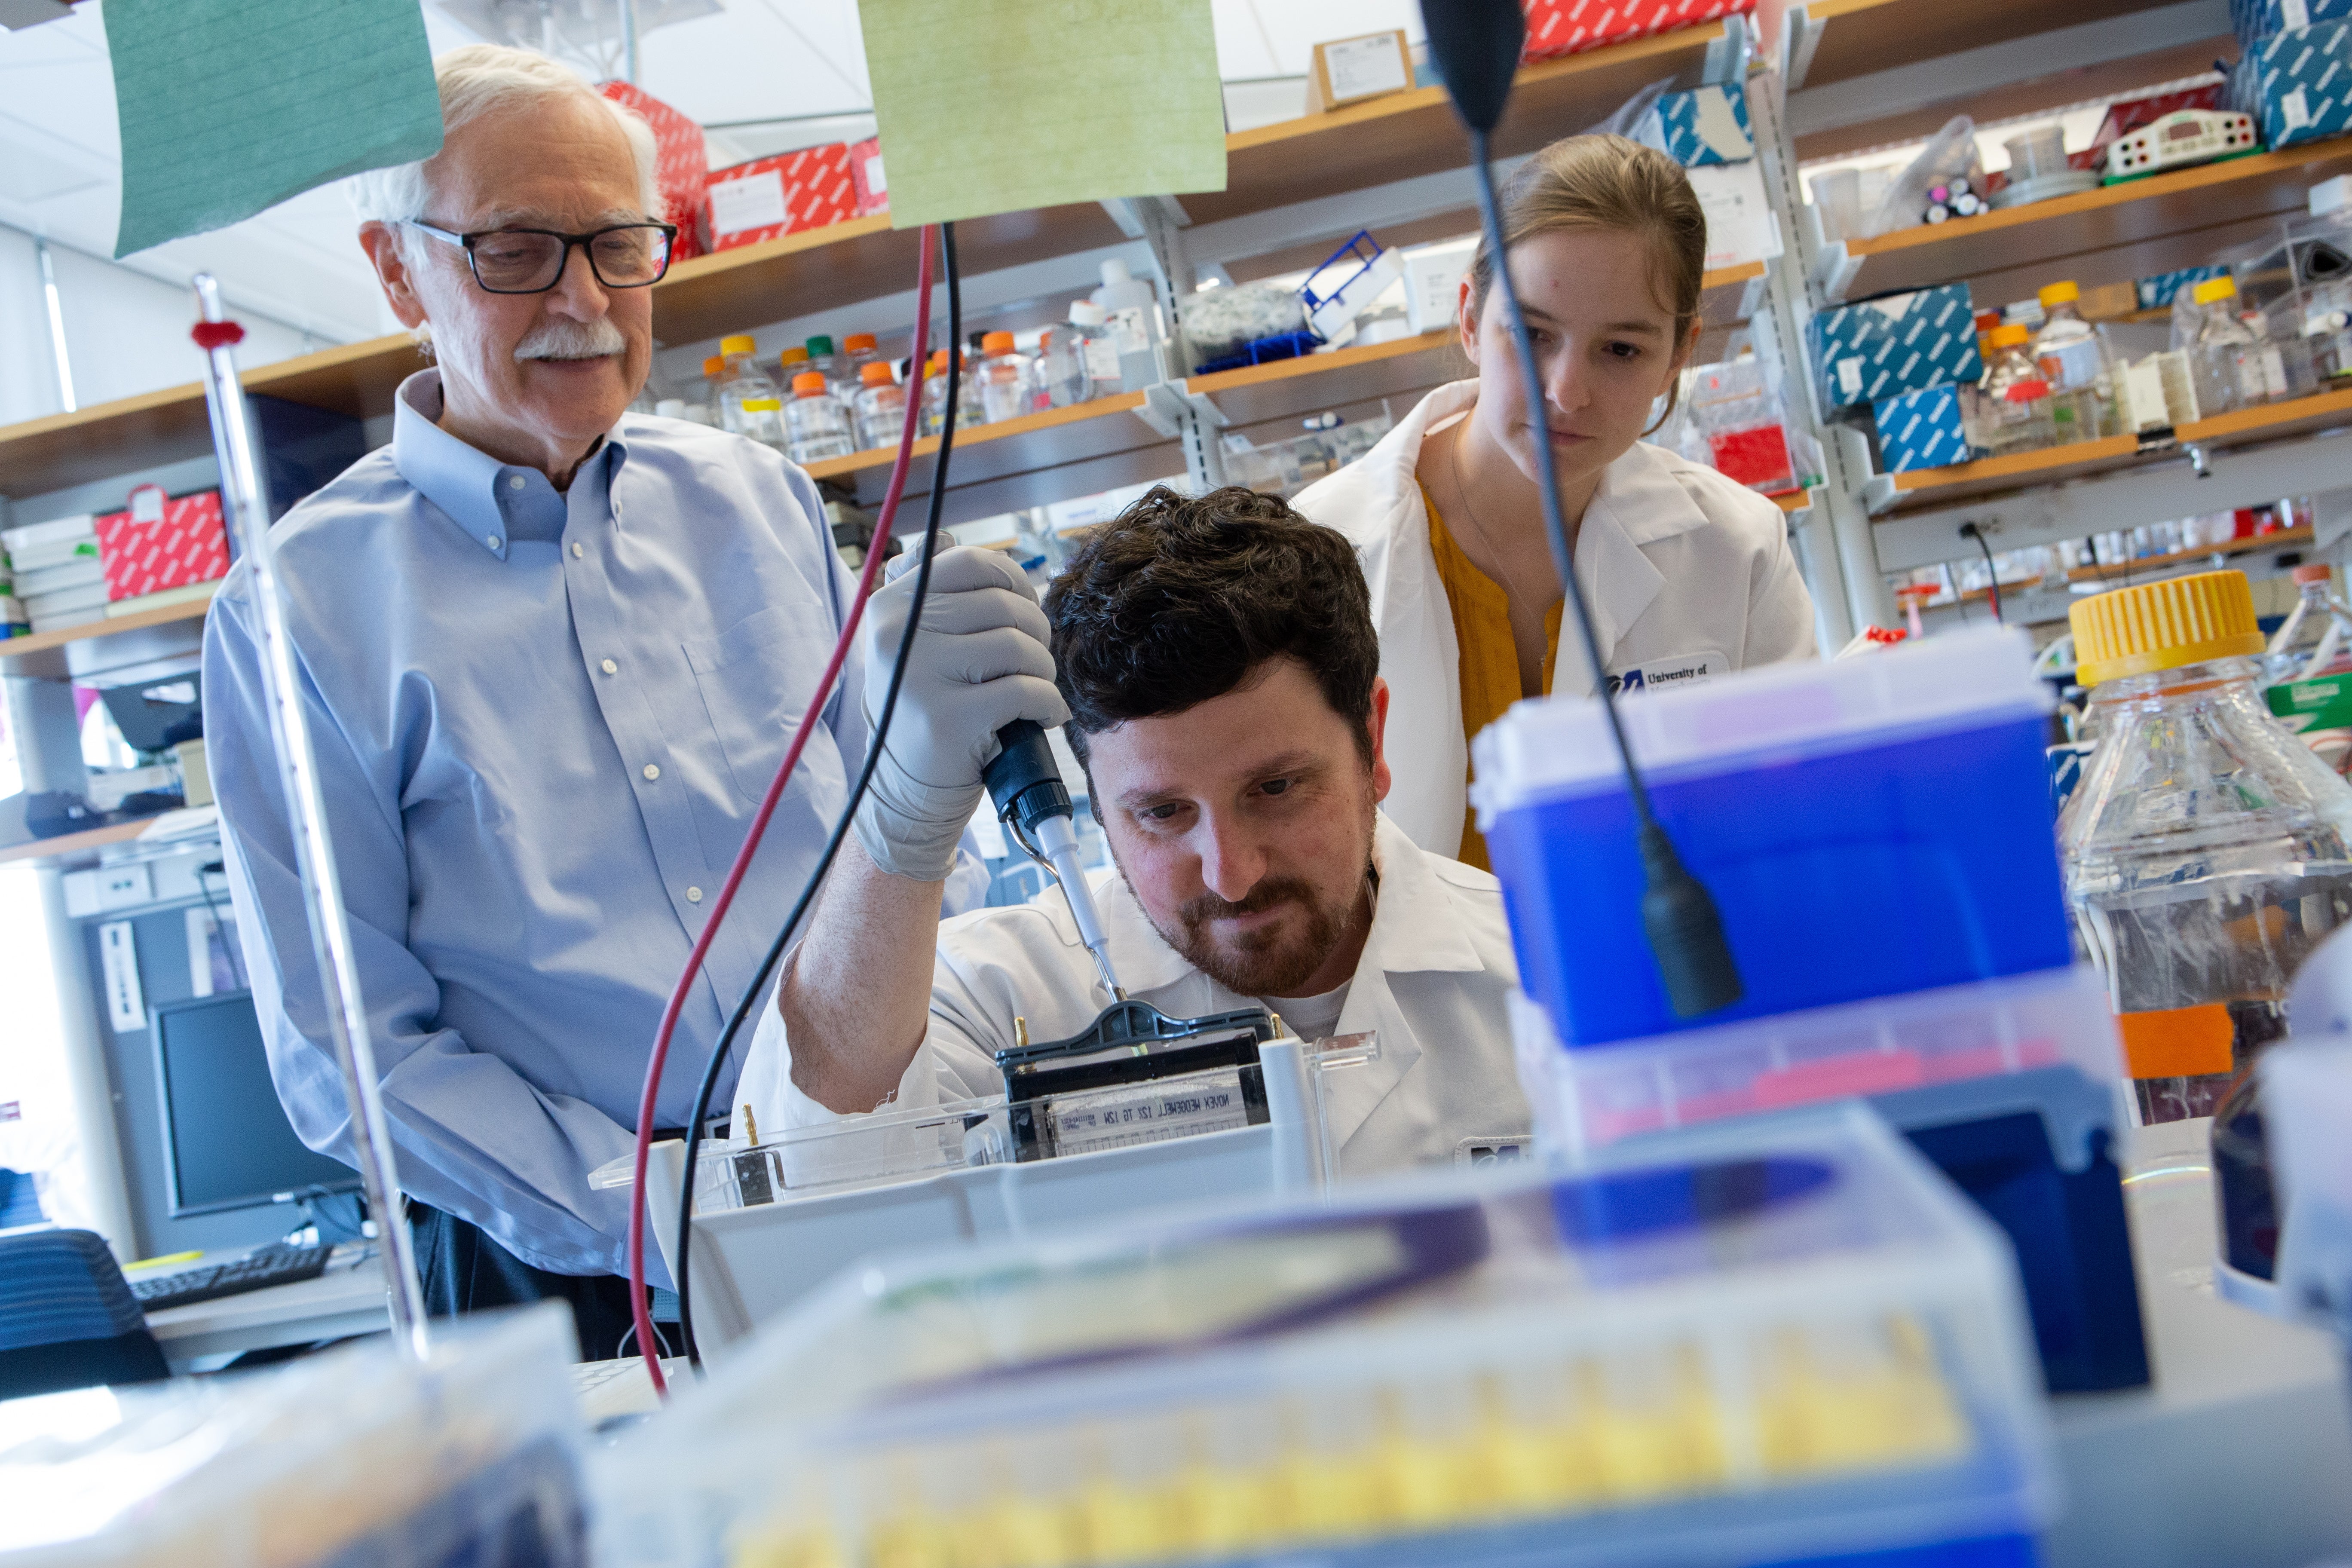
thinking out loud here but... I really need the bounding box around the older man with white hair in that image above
[203,44,970,1359]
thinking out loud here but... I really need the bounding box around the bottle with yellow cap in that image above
[714,333,787,450]
[2059,569,2352,1125]
[2182,276,2288,416]
[1973,323,2054,456]
[2029,282,2112,442]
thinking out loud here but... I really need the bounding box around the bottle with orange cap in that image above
[2059,569,2352,1126]
[714,334,787,449]
[783,369,857,465]
[852,360,907,452]
[975,330,1041,424]
[1973,323,2054,456]
[841,333,883,397]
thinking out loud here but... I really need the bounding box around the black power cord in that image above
[1960,521,2002,623]
[1422,0,1741,1019]
[669,222,966,1368]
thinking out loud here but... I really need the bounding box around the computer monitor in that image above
[152,991,360,1218]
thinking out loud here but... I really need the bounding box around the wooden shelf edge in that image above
[0,587,218,666]
[1927,527,2314,611]
[800,392,1151,484]
[0,817,156,868]
[1883,387,2352,504]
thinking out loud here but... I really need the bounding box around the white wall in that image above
[0,227,63,429]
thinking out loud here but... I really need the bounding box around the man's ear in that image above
[1365,676,1393,806]
[358,221,429,332]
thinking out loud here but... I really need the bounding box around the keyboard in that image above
[129,1243,334,1312]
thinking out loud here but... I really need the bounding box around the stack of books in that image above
[1,515,107,634]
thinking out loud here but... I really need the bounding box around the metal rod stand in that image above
[190,275,428,1358]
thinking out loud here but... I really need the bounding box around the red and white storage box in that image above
[95,487,228,602]
[1522,0,1755,59]
[600,81,710,265]
[848,135,888,217]
[700,145,859,253]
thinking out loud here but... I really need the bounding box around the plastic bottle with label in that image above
[2187,277,2275,413]
[2060,570,2352,1126]
[1091,258,1164,391]
[715,334,787,449]
[1975,324,2055,456]
[784,371,857,464]
[2030,281,2113,444]
[1033,323,1094,409]
[921,350,980,437]
[1065,300,1122,396]
[2266,563,2352,683]
[852,361,907,452]
[976,332,1040,424]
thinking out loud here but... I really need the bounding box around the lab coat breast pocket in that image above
[683,605,836,805]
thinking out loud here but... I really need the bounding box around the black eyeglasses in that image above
[407,220,679,294]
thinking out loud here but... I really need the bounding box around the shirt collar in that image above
[391,369,629,558]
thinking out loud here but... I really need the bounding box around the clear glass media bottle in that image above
[784,371,856,464]
[2059,570,2352,1124]
[714,334,786,450]
[2031,280,2113,444]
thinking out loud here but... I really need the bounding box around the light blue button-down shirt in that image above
[205,370,974,1280]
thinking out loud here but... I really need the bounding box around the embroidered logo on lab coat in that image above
[1607,650,1725,695]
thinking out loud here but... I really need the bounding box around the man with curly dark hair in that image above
[738,486,1529,1179]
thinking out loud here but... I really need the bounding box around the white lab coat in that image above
[735,812,1531,1179]
[1291,380,1819,857]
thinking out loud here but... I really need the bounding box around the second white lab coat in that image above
[735,812,1531,1180]
[1291,380,1819,858]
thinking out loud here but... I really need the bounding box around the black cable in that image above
[670,222,966,1370]
[1960,521,2002,624]
[1461,128,1740,1018]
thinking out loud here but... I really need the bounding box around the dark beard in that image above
[1158,870,1360,998]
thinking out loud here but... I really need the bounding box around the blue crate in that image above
[2234,0,2352,46]
[1810,284,1981,415]
[1635,83,1754,166]
[1874,383,1975,473]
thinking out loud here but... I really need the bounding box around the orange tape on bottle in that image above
[2116,1003,2236,1079]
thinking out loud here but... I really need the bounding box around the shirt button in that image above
[642,763,661,781]
[686,886,704,903]
[601,658,618,674]
[486,535,502,549]
[508,475,526,490]
[570,542,584,558]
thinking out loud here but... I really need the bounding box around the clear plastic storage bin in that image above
[0,1306,583,1568]
[1473,627,2071,1049]
[597,1106,2056,1568]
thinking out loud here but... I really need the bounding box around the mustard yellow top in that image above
[1422,484,1562,869]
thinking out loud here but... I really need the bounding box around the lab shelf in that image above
[1783,0,2176,92]
[0,585,219,683]
[1867,388,2352,516]
[1819,144,2352,306]
[0,27,1730,506]
[0,817,162,868]
[1919,525,2315,616]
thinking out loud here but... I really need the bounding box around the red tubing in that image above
[625,226,938,1395]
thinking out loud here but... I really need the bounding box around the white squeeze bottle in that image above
[715,335,787,450]
[784,371,857,464]
[1066,300,1121,396]
[1092,258,1164,391]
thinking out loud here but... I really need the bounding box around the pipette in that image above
[984,720,1124,1001]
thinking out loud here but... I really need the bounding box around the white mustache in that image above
[514,317,626,361]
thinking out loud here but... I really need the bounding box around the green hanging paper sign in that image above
[107,0,443,258]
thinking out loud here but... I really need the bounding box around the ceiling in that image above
[0,0,1428,351]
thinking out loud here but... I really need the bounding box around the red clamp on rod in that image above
[191,319,246,350]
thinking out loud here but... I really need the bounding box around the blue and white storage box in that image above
[2231,21,2352,149]
[1874,383,1975,473]
[2136,265,2230,311]
[1635,83,1754,166]
[2233,0,2352,46]
[1809,284,1982,415]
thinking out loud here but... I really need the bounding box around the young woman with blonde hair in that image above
[1294,134,1818,867]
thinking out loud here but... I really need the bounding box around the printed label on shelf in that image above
[1045,1068,1251,1156]
[707,169,788,237]
[1108,305,1152,356]
[1324,33,1409,100]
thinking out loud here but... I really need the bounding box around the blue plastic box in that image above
[2231,21,2352,149]
[2234,0,2352,46]
[1473,627,2070,1049]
